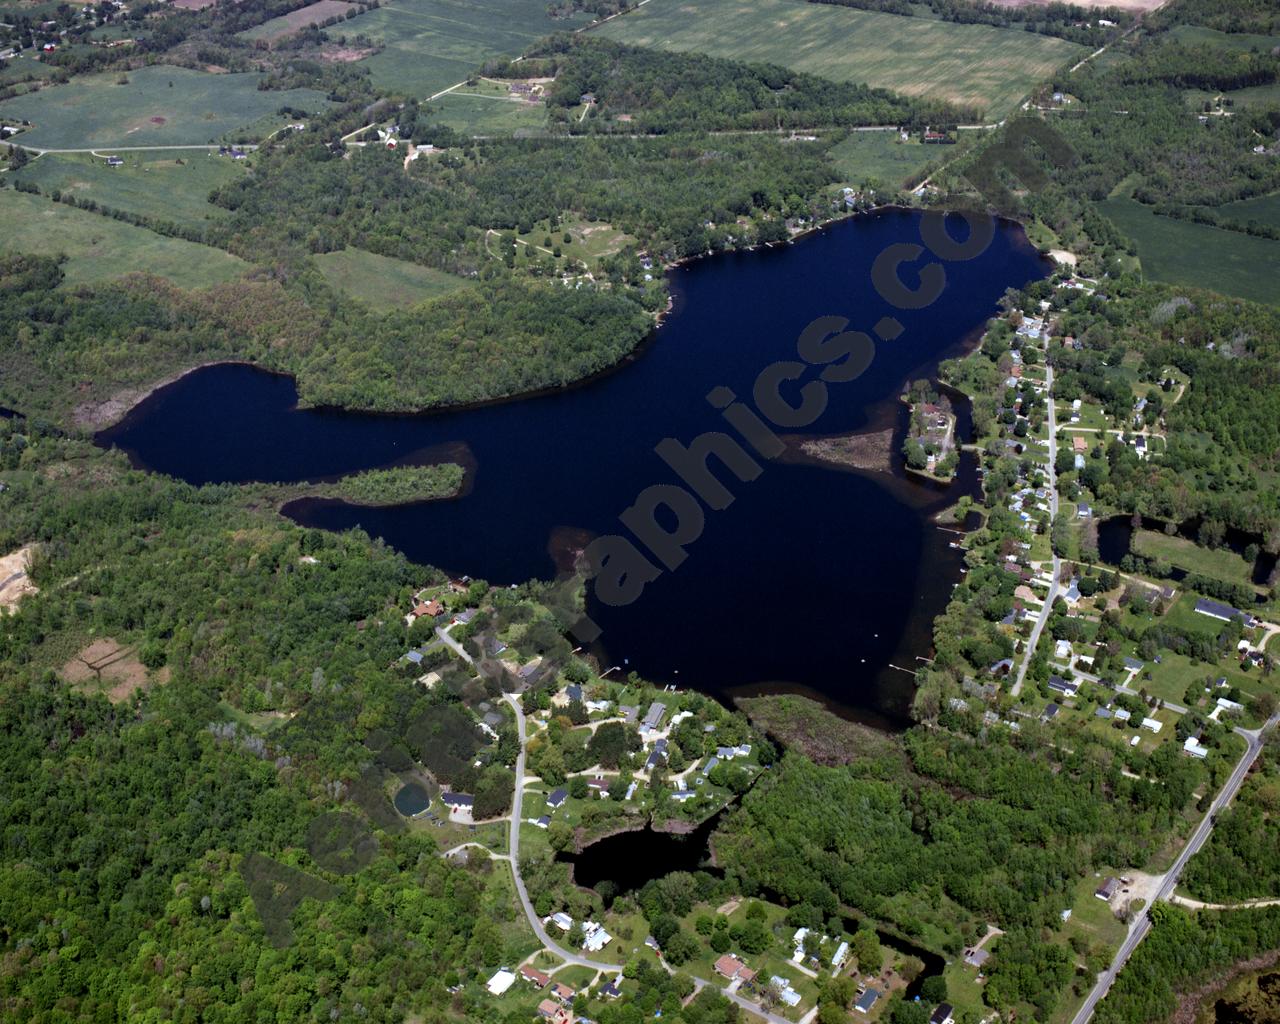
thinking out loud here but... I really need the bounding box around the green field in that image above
[428,89,549,135]
[1097,196,1280,306]
[826,130,940,188]
[1213,191,1280,230]
[0,65,329,149]
[338,0,593,97]
[1131,529,1259,591]
[313,248,474,307]
[1169,24,1280,52]
[0,188,249,289]
[593,0,1084,120]
[12,150,243,231]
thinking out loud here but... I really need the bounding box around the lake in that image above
[98,209,1049,725]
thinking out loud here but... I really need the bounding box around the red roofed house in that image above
[520,965,550,988]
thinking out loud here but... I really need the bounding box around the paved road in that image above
[1071,714,1280,1024]
[1012,364,1060,696]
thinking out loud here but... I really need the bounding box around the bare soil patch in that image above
[321,44,376,62]
[171,0,216,9]
[0,545,38,612]
[61,638,161,702]
[793,427,896,473]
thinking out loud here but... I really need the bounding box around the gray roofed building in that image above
[642,701,667,731]
[855,989,881,1013]
[547,788,568,808]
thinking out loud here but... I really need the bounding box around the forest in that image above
[1096,903,1280,1024]
[502,36,977,132]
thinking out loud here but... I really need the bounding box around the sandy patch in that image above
[0,545,38,612]
[1048,249,1078,266]
[61,637,161,702]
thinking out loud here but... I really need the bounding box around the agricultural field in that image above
[428,86,549,135]
[593,0,1085,120]
[12,150,243,232]
[1169,24,1280,52]
[1097,196,1280,306]
[0,65,329,149]
[1213,191,1280,230]
[338,0,593,97]
[313,248,474,308]
[240,0,354,43]
[826,131,940,189]
[0,188,249,288]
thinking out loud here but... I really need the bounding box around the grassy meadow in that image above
[240,0,354,42]
[593,0,1084,120]
[0,65,329,149]
[0,188,249,289]
[826,130,941,188]
[338,0,592,97]
[427,88,549,135]
[313,248,474,307]
[12,150,243,231]
[1097,196,1280,306]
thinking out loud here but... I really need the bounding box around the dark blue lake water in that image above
[98,209,1048,724]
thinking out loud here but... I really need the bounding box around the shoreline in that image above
[86,201,1044,436]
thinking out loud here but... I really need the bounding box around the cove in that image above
[97,209,1049,724]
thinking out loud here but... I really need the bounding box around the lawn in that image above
[0,188,249,289]
[12,150,243,232]
[1169,24,1280,52]
[593,0,1085,120]
[1096,195,1280,306]
[1131,529,1259,592]
[512,216,636,273]
[0,65,329,149]
[826,131,939,189]
[428,89,550,135]
[338,0,594,97]
[313,248,475,308]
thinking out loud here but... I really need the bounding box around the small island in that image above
[901,379,958,482]
[300,464,466,506]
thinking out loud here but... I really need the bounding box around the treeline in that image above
[516,36,978,132]
[317,463,466,505]
[806,0,1128,45]
[1095,903,1280,1024]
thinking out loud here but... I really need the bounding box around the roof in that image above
[931,1004,955,1024]
[520,965,551,986]
[547,788,568,807]
[642,701,667,728]
[964,948,990,968]
[1095,877,1120,899]
[715,954,745,978]
[855,988,881,1012]
[441,792,473,807]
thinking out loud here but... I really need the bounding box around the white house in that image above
[1184,736,1209,759]
[1141,717,1163,733]
[486,969,516,996]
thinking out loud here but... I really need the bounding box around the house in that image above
[619,705,639,724]
[566,684,583,703]
[930,1004,955,1024]
[642,701,667,731]
[1123,657,1145,672]
[520,965,551,988]
[715,954,748,980]
[1095,877,1120,901]
[1184,735,1209,759]
[600,981,622,999]
[855,988,881,1014]
[549,912,573,932]
[586,777,609,794]
[1073,435,1088,452]
[832,940,850,968]
[486,968,516,995]
[534,815,551,828]
[1095,707,1112,720]
[1217,696,1245,713]
[105,155,124,167]
[769,976,802,1007]
[1114,707,1132,722]
[1047,675,1078,698]
[1141,716,1163,733]
[546,787,567,809]
[1078,502,1092,518]
[1042,702,1061,721]
[702,756,719,776]
[410,599,443,621]
[536,998,570,1023]
[1195,598,1257,628]
[441,792,474,810]
[989,657,1015,676]
[551,981,575,1001]
[485,636,507,656]
[582,923,612,952]
[963,947,990,969]
[1054,640,1073,660]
